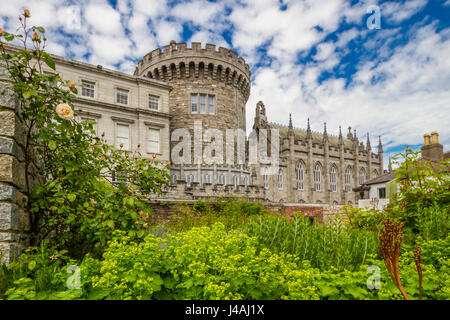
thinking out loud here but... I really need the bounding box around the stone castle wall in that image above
[0,63,30,264]
[149,179,267,202]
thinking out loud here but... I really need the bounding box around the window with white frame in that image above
[81,80,95,98]
[330,165,337,192]
[204,174,211,184]
[244,176,248,187]
[199,94,206,113]
[171,174,177,184]
[263,167,269,189]
[278,169,283,189]
[345,167,352,192]
[116,88,129,105]
[146,128,160,154]
[218,174,225,185]
[314,163,322,191]
[148,95,159,110]
[296,161,304,190]
[116,123,130,150]
[208,95,215,114]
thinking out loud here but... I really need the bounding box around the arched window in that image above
[232,175,238,188]
[203,174,211,184]
[314,163,322,191]
[263,167,269,189]
[372,169,378,179]
[218,174,225,185]
[333,200,339,205]
[244,176,249,187]
[278,169,283,189]
[359,168,366,185]
[171,174,177,185]
[330,165,337,192]
[296,161,304,190]
[345,167,352,192]
[186,174,194,185]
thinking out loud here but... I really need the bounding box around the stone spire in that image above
[338,126,343,145]
[366,133,371,151]
[323,122,328,143]
[378,136,383,154]
[306,118,312,140]
[288,113,294,137]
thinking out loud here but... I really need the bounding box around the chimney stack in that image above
[421,132,443,161]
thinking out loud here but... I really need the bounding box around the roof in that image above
[270,124,354,149]
[362,171,398,185]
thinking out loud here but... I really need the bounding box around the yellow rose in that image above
[55,103,74,120]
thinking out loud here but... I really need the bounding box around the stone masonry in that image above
[0,63,30,264]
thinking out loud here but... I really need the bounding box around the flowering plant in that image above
[0,12,169,257]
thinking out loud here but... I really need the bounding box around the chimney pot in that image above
[424,133,431,146]
[431,132,439,144]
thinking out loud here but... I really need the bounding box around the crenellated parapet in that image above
[147,180,266,201]
[134,41,251,101]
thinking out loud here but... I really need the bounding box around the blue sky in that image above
[1,0,450,167]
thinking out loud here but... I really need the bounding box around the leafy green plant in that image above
[0,10,170,257]
[242,213,379,271]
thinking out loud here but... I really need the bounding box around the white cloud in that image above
[1,0,449,163]
[383,0,427,23]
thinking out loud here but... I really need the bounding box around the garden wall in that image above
[149,200,346,225]
[0,63,30,264]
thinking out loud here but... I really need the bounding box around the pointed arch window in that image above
[278,169,283,189]
[372,170,378,179]
[314,163,322,191]
[296,161,304,190]
[232,175,238,188]
[263,167,269,189]
[359,168,366,185]
[345,167,352,192]
[330,165,337,192]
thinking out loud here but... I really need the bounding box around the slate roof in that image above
[270,124,354,149]
[362,171,398,185]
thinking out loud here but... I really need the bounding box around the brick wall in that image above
[0,63,30,264]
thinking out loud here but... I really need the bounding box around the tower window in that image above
[200,94,206,113]
[191,94,198,113]
[208,95,215,114]
[191,93,215,114]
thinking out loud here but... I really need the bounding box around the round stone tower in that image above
[134,41,252,186]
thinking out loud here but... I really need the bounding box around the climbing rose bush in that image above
[0,11,170,257]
